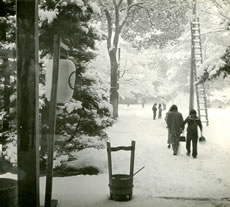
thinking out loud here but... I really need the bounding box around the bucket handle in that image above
[119,166,145,180]
[132,166,145,178]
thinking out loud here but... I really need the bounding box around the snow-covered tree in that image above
[0,0,16,132]
[196,0,230,82]
[1,0,113,170]
[92,0,189,118]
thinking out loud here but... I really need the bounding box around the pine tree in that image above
[1,0,113,169]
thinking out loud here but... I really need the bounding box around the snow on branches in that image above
[39,8,58,24]
[197,46,230,82]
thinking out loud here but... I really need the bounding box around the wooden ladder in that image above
[191,17,209,126]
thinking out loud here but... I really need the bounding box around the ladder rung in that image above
[192,21,200,24]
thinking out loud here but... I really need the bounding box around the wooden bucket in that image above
[109,174,133,201]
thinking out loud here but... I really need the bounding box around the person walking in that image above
[152,103,157,120]
[183,109,202,158]
[158,104,162,119]
[166,105,184,155]
[165,105,173,149]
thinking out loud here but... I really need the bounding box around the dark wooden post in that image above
[117,48,121,117]
[189,23,195,112]
[16,0,40,206]
[129,141,135,179]
[107,142,113,185]
[189,0,197,112]
[44,34,60,207]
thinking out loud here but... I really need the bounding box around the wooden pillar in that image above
[129,141,135,179]
[107,142,112,185]
[189,23,194,112]
[44,34,60,207]
[16,0,40,206]
[117,48,120,117]
[189,0,196,112]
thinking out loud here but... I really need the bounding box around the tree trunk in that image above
[109,50,119,118]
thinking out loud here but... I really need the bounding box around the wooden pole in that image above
[107,142,112,185]
[44,34,60,207]
[16,0,40,206]
[117,48,121,117]
[189,23,194,112]
[129,141,135,179]
[189,0,196,112]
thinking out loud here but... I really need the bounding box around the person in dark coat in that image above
[183,109,202,158]
[165,105,173,149]
[152,103,157,120]
[158,104,162,119]
[166,105,184,155]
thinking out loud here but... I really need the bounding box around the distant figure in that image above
[152,103,157,120]
[162,103,166,110]
[142,99,145,108]
[158,104,162,119]
[166,105,184,155]
[165,106,173,149]
[142,102,144,108]
[183,109,202,159]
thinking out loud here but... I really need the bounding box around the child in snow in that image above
[183,109,202,158]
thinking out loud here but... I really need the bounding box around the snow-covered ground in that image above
[1,104,230,207]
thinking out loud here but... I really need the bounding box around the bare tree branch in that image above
[105,9,113,51]
[211,0,224,8]
[98,0,105,7]
[118,0,124,7]
[120,70,126,78]
[112,0,121,50]
[211,0,230,22]
[112,0,117,7]
[119,2,143,31]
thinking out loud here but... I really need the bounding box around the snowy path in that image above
[1,105,230,207]
[106,105,230,199]
[38,105,230,207]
